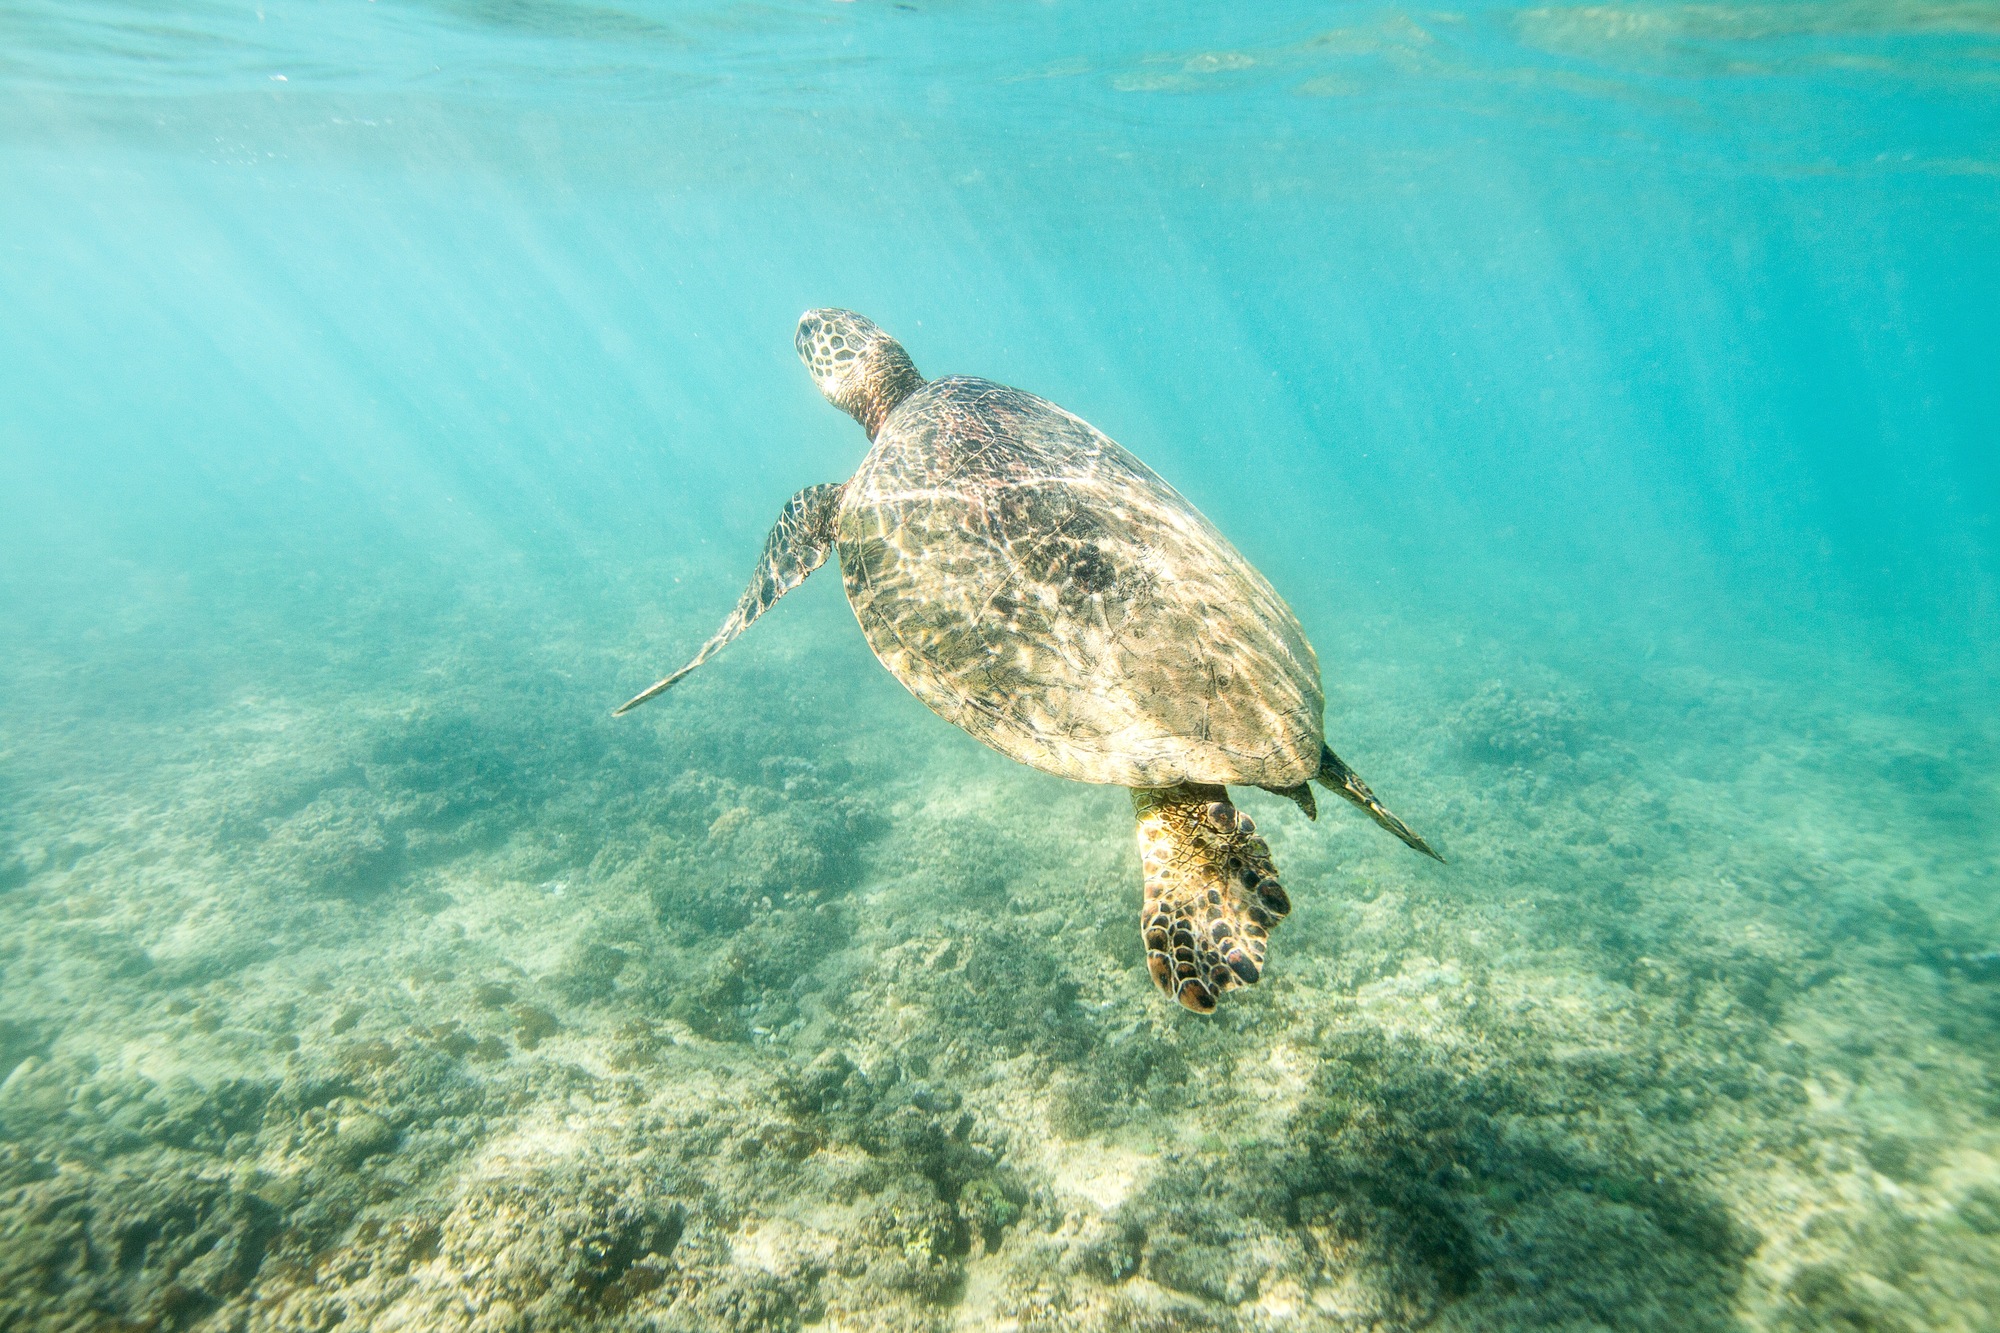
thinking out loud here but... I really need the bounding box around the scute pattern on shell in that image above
[835,377,1325,789]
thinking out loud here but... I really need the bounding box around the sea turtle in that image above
[617,310,1441,1012]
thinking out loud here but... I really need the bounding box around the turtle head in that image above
[796,309,925,440]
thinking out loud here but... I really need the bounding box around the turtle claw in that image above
[1175,978,1219,1014]
[1132,784,1291,1013]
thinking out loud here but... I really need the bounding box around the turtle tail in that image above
[1132,784,1291,1014]
[1315,746,1444,861]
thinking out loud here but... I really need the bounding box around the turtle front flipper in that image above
[615,483,844,715]
[1132,784,1291,1014]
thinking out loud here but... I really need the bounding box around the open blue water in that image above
[2,4,1997,1331]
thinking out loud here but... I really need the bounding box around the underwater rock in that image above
[711,806,831,898]
[778,1048,867,1119]
[840,1178,964,1302]
[0,1055,81,1140]
[510,1002,560,1050]
[1959,1184,2000,1235]
[726,795,874,899]
[239,1162,683,1331]
[356,703,612,867]
[332,1107,398,1164]
[260,786,404,897]
[1783,1262,1926,1333]
[1861,1130,1930,1183]
[429,1161,684,1322]
[666,965,754,1043]
[648,779,878,943]
[145,1075,275,1155]
[908,920,1089,1068]
[416,1020,481,1058]
[855,1081,995,1200]
[661,898,854,1042]
[1051,1029,1192,1138]
[0,1141,58,1191]
[1453,680,1587,767]
[0,1048,62,1128]
[1935,944,2000,983]
[1069,1217,1148,1284]
[957,1169,1026,1251]
[776,1050,1001,1202]
[677,1268,808,1333]
[1138,1200,1272,1306]
[474,979,519,1008]
[368,709,524,821]
[0,1018,46,1093]
[57,922,155,980]
[0,1154,282,1330]
[767,1048,1025,1306]
[553,940,631,1005]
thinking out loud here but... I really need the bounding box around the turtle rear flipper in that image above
[1315,745,1443,861]
[615,483,844,715]
[1132,784,1291,1014]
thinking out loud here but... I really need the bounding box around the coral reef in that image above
[1,607,1996,1331]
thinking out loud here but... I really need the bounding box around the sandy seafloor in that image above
[1,553,1996,1333]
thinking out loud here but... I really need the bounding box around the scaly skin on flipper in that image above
[614,483,845,715]
[1315,745,1443,861]
[1133,784,1291,1013]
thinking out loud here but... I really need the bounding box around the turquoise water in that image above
[2,3,1997,1330]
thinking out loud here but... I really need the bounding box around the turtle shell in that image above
[834,377,1325,790]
